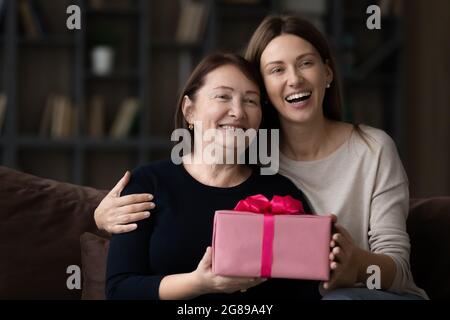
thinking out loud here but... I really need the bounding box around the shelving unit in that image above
[210,0,277,53]
[0,0,202,189]
[0,0,405,188]
[327,0,405,151]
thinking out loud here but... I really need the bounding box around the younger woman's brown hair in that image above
[244,15,372,147]
[245,15,342,128]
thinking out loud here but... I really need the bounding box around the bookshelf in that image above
[210,0,278,53]
[0,0,204,189]
[326,0,405,151]
[0,0,405,188]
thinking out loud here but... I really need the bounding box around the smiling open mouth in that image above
[285,91,312,104]
[218,125,247,131]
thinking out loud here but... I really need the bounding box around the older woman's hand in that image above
[192,247,267,295]
[94,171,155,234]
[322,222,362,292]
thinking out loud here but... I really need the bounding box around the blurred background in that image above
[0,0,448,197]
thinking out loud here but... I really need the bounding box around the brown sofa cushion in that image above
[80,232,109,300]
[0,166,108,299]
[408,197,450,300]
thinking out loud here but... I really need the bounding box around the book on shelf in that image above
[0,93,7,134]
[40,94,74,138]
[109,97,139,139]
[88,95,105,138]
[176,0,209,44]
[18,0,47,39]
[39,93,54,136]
[51,95,73,138]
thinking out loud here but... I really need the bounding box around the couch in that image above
[0,166,449,300]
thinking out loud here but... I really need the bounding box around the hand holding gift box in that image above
[212,194,332,280]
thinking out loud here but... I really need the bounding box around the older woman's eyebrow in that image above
[264,52,318,68]
[213,86,259,96]
[245,90,260,96]
[213,86,233,91]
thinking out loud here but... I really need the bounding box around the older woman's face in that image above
[260,34,333,125]
[185,64,262,151]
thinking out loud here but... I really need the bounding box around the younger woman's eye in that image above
[270,67,283,74]
[300,60,313,68]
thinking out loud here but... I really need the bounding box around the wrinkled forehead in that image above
[202,65,260,94]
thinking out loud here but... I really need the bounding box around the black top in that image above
[106,159,321,300]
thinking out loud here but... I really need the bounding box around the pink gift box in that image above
[212,211,332,281]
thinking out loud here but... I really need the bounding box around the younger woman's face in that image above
[260,34,333,126]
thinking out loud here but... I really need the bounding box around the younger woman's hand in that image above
[94,171,155,234]
[192,247,267,295]
[322,223,362,292]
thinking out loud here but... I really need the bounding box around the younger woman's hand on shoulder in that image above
[94,171,155,234]
[192,247,267,296]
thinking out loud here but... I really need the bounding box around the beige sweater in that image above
[278,125,428,299]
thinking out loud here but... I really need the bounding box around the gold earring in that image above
[188,123,194,130]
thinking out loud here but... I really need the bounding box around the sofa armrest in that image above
[0,166,108,299]
[408,197,450,300]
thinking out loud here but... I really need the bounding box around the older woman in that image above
[105,53,319,300]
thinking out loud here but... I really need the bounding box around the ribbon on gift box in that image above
[234,194,305,278]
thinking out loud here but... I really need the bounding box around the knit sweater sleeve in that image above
[367,132,418,294]
[105,166,164,300]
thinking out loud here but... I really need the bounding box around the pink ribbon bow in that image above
[234,194,305,278]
